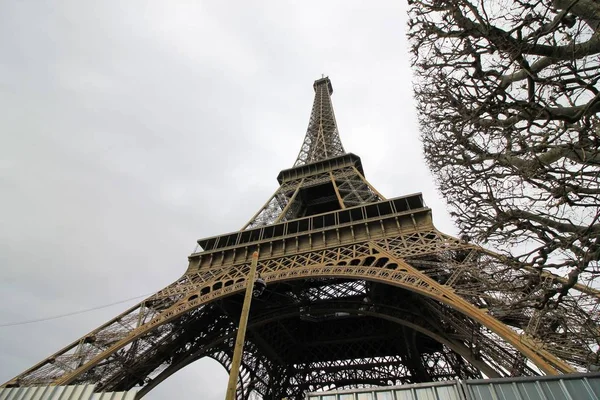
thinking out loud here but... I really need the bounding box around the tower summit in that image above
[294,77,345,166]
[243,76,383,229]
[3,78,599,399]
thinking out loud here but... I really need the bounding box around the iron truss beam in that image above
[4,77,600,399]
[4,214,599,396]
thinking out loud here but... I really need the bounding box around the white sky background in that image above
[0,1,457,398]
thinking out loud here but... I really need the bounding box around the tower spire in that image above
[294,77,345,166]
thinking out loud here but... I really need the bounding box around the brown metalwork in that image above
[293,77,345,167]
[3,77,600,399]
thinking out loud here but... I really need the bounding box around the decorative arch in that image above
[134,299,502,398]
[23,242,574,385]
[49,248,574,388]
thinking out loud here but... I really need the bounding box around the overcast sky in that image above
[0,2,458,398]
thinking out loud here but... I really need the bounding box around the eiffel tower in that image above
[3,77,600,399]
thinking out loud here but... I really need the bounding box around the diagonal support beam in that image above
[371,244,575,375]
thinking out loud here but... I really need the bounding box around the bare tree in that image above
[408,0,600,304]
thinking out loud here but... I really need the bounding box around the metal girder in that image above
[242,164,382,230]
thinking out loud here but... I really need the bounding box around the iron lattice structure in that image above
[3,77,600,399]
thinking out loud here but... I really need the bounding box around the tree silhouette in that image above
[408,0,600,304]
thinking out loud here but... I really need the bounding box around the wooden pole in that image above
[225,251,259,400]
